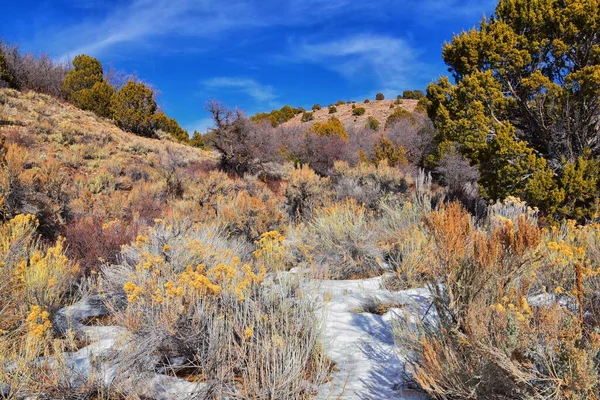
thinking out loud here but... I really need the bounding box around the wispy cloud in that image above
[51,0,396,59]
[287,34,433,95]
[202,77,277,104]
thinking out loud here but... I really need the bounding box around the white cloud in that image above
[52,0,396,59]
[202,77,277,104]
[42,0,495,60]
[288,34,432,95]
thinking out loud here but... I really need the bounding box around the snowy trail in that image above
[311,276,431,400]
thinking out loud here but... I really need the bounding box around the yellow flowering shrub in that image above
[102,221,328,397]
[0,214,79,335]
[253,230,288,271]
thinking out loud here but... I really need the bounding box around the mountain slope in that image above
[283,99,419,129]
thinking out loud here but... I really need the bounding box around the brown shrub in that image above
[62,215,138,273]
[397,202,600,399]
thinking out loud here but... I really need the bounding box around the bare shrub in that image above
[297,130,349,175]
[206,101,286,176]
[385,112,435,166]
[62,215,138,273]
[435,145,483,214]
[0,40,70,97]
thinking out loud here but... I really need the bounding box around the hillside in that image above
[0,87,217,262]
[0,88,215,169]
[283,99,419,129]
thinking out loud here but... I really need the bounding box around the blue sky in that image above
[1,0,496,133]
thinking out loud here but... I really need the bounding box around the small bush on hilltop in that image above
[328,105,337,114]
[75,80,115,118]
[375,93,385,100]
[364,99,370,103]
[402,89,424,100]
[61,55,103,104]
[251,105,297,127]
[110,80,157,137]
[336,100,345,106]
[310,117,348,140]
[352,107,366,116]
[365,116,380,131]
[312,104,322,111]
[301,111,314,122]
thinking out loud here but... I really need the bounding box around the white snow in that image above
[308,275,432,400]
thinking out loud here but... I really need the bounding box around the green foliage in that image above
[310,117,348,140]
[478,127,563,215]
[312,104,322,111]
[414,97,428,114]
[61,55,103,103]
[372,137,407,167]
[110,80,157,137]
[365,116,380,131]
[426,0,600,220]
[364,99,370,103]
[190,130,206,148]
[75,80,115,118]
[328,105,337,114]
[153,111,189,143]
[301,111,314,122]
[557,153,600,222]
[336,100,345,106]
[375,93,385,101]
[250,105,297,127]
[0,49,15,88]
[352,107,366,116]
[295,107,305,114]
[402,90,424,100]
[385,107,414,129]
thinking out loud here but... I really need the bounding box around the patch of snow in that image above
[307,275,431,400]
